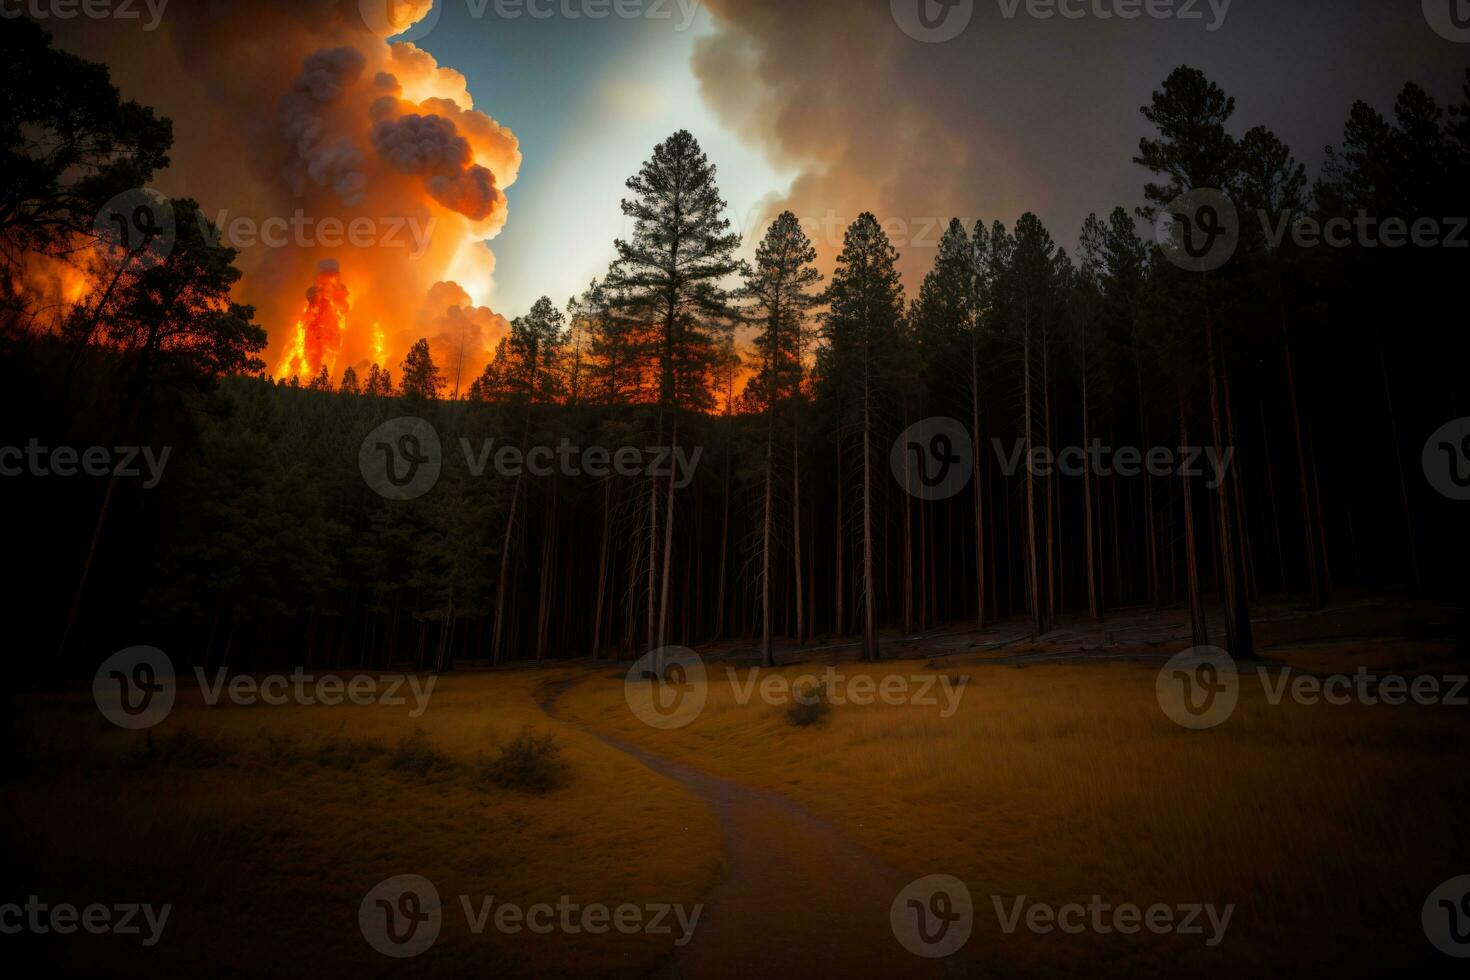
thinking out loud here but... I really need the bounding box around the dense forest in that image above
[4,20,1468,679]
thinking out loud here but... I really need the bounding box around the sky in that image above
[403,2,791,316]
[34,0,1470,371]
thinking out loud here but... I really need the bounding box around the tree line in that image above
[4,18,1467,674]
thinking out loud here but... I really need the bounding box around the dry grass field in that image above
[2,670,720,978]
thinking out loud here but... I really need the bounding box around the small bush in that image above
[316,734,387,771]
[786,683,831,727]
[125,728,238,769]
[479,727,565,793]
[254,731,304,768]
[389,729,453,777]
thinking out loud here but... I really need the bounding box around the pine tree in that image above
[744,211,822,666]
[606,130,741,653]
[339,365,360,396]
[820,213,905,662]
[398,338,445,401]
[1136,65,1255,659]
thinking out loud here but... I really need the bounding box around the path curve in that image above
[539,679,964,979]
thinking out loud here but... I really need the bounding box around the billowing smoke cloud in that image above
[43,0,521,383]
[693,0,1467,290]
[398,280,509,395]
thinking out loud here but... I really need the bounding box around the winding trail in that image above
[539,679,963,979]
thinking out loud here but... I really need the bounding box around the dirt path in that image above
[539,681,965,979]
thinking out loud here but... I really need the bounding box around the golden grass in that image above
[4,670,721,978]
[557,649,1470,978]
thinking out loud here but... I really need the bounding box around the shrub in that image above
[786,682,831,727]
[479,726,565,793]
[125,728,237,769]
[316,734,386,771]
[254,731,303,768]
[389,729,453,777]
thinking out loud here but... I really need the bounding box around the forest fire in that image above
[275,261,351,383]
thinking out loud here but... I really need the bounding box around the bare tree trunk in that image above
[1376,327,1421,588]
[656,417,679,652]
[1205,308,1253,660]
[761,401,776,667]
[1023,307,1043,637]
[490,472,522,665]
[835,439,845,637]
[792,376,806,646]
[861,355,879,662]
[1179,383,1208,648]
[714,442,730,641]
[1082,346,1098,619]
[1281,308,1321,606]
[592,478,612,659]
[1043,322,1056,631]
[971,329,986,629]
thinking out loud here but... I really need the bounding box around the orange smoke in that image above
[37,2,522,389]
[275,261,351,382]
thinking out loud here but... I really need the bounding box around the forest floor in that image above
[5,596,1466,977]
[2,670,721,977]
[551,594,1470,978]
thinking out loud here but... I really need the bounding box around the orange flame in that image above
[275,262,350,382]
